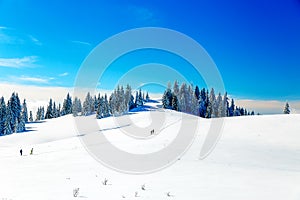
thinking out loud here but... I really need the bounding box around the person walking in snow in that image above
[30,148,33,155]
[20,149,23,156]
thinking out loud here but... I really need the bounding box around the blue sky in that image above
[0,0,300,102]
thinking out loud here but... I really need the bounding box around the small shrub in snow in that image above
[102,178,108,185]
[73,188,79,197]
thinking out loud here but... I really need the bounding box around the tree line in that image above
[162,81,255,118]
[1,83,292,136]
[34,84,149,121]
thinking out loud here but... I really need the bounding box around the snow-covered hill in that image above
[0,103,300,200]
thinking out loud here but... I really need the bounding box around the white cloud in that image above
[0,27,42,46]
[0,56,38,68]
[71,40,91,46]
[59,72,69,77]
[17,76,50,84]
[28,35,42,46]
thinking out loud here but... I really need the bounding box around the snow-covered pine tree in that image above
[45,99,54,119]
[0,97,6,135]
[179,83,188,112]
[190,88,199,115]
[94,95,99,113]
[8,93,21,131]
[216,93,223,117]
[229,99,235,117]
[172,95,179,111]
[17,111,26,132]
[145,92,150,102]
[173,80,180,97]
[41,106,45,120]
[199,88,207,118]
[72,97,82,117]
[103,94,110,117]
[125,84,132,111]
[134,91,138,107]
[205,90,211,118]
[96,96,104,119]
[194,85,200,100]
[283,102,290,114]
[36,106,45,121]
[186,84,198,115]
[223,92,229,117]
[4,104,13,135]
[22,99,28,123]
[162,88,173,109]
[118,86,126,114]
[61,93,72,116]
[137,89,143,107]
[109,91,117,115]
[209,88,217,118]
[129,94,135,110]
[83,92,94,116]
[53,102,58,118]
[36,107,40,121]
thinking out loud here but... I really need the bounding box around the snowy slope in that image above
[0,103,300,200]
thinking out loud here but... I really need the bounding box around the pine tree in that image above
[0,97,6,135]
[36,107,40,121]
[125,84,134,110]
[145,92,150,102]
[4,104,13,135]
[83,92,94,116]
[283,102,290,114]
[41,106,45,120]
[162,88,173,109]
[119,86,126,114]
[173,80,180,97]
[179,83,188,112]
[72,97,82,117]
[53,102,58,118]
[8,93,21,131]
[195,86,200,100]
[45,99,54,119]
[109,91,117,115]
[103,94,110,117]
[229,99,235,117]
[94,95,99,113]
[137,89,143,107]
[17,111,26,132]
[208,88,216,118]
[216,93,223,117]
[22,99,28,123]
[96,96,104,119]
[199,88,207,118]
[172,95,179,111]
[205,90,211,118]
[223,92,229,117]
[62,93,72,115]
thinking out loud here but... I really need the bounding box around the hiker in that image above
[30,148,33,155]
[150,129,155,135]
[20,149,23,156]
